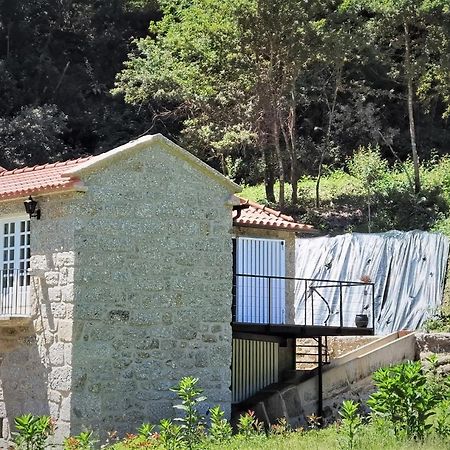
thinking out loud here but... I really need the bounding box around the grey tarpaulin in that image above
[295,231,449,334]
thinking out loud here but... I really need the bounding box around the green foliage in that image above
[423,313,450,333]
[269,417,291,436]
[367,360,450,440]
[0,0,159,169]
[171,376,207,448]
[53,375,450,449]
[64,431,97,450]
[237,410,264,437]
[348,146,389,190]
[159,419,185,450]
[338,400,362,450]
[209,406,232,442]
[137,423,155,439]
[242,151,450,234]
[433,399,450,438]
[13,414,54,450]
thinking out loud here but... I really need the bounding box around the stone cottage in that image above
[0,134,241,444]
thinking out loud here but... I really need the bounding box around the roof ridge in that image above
[238,196,294,222]
[0,155,93,178]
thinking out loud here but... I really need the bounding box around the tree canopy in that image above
[0,0,450,219]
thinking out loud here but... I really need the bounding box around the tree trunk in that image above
[288,97,298,204]
[315,63,342,208]
[291,163,298,204]
[281,113,298,205]
[315,151,325,208]
[404,21,421,194]
[273,119,285,207]
[262,146,276,203]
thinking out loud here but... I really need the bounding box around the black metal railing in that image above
[0,269,31,317]
[232,273,375,330]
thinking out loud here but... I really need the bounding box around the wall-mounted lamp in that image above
[24,196,41,220]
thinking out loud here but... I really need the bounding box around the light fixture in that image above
[24,196,41,220]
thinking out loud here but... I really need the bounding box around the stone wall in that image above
[0,194,77,445]
[69,143,235,436]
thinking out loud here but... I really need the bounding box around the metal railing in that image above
[0,269,31,317]
[233,273,375,330]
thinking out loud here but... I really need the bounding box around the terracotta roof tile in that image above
[233,197,317,233]
[0,157,93,200]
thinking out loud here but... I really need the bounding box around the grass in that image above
[109,424,450,449]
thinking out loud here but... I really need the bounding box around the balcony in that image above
[232,274,375,338]
[0,269,32,326]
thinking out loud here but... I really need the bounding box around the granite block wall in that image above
[69,143,235,435]
[0,139,236,445]
[0,194,77,446]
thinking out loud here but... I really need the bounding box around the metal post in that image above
[304,280,307,326]
[371,283,376,331]
[317,336,324,423]
[232,239,237,322]
[339,281,343,329]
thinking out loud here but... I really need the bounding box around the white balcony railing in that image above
[0,269,31,317]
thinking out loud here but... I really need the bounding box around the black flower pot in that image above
[355,314,369,328]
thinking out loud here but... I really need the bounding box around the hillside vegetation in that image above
[1,1,449,220]
[241,147,450,234]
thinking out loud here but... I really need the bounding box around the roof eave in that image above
[233,221,319,234]
[62,134,242,194]
[0,181,87,203]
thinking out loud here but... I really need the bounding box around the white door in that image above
[0,218,30,316]
[235,237,286,324]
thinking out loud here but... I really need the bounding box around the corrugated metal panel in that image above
[235,237,286,323]
[232,338,279,403]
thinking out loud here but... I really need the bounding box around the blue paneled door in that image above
[235,237,286,324]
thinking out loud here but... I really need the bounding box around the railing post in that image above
[317,336,324,422]
[371,283,375,331]
[305,280,308,325]
[268,277,272,324]
[339,281,343,329]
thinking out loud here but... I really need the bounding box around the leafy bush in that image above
[13,414,54,450]
[209,406,232,442]
[368,359,450,440]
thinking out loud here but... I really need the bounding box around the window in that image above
[0,218,31,315]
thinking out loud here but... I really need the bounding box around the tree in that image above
[114,0,327,205]
[341,0,450,194]
[0,0,158,167]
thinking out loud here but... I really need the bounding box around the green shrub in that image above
[64,431,96,450]
[159,418,185,450]
[171,376,207,448]
[13,414,54,450]
[209,406,232,442]
[367,360,449,440]
[338,400,362,450]
[237,410,264,437]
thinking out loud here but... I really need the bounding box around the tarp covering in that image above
[295,231,450,334]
